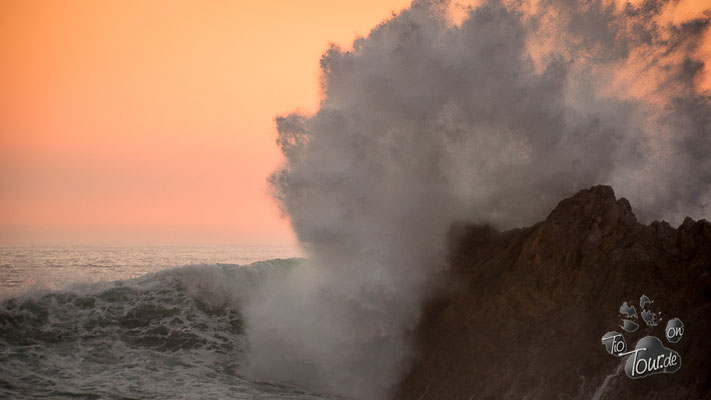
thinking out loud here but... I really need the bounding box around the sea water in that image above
[0,245,337,399]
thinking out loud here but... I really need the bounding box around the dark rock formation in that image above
[396,186,711,400]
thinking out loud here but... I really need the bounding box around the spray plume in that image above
[244,0,711,398]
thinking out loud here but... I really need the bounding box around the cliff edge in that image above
[396,186,711,399]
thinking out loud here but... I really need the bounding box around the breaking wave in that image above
[0,259,337,399]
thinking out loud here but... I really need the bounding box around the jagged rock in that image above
[396,186,711,400]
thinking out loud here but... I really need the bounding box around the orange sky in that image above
[0,0,411,245]
[0,0,707,245]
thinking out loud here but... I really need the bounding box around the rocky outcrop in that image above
[396,186,711,400]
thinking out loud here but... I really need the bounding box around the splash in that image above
[244,0,711,399]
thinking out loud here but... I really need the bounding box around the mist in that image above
[243,0,711,398]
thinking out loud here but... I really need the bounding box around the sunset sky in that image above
[0,0,411,245]
[0,0,708,245]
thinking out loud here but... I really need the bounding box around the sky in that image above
[0,0,708,246]
[0,0,411,245]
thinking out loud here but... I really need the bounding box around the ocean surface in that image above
[0,245,337,399]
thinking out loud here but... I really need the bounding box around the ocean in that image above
[0,245,337,399]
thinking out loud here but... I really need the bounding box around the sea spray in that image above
[244,0,711,399]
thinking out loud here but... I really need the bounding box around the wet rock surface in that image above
[396,186,711,400]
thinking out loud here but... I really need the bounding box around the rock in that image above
[395,186,711,400]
